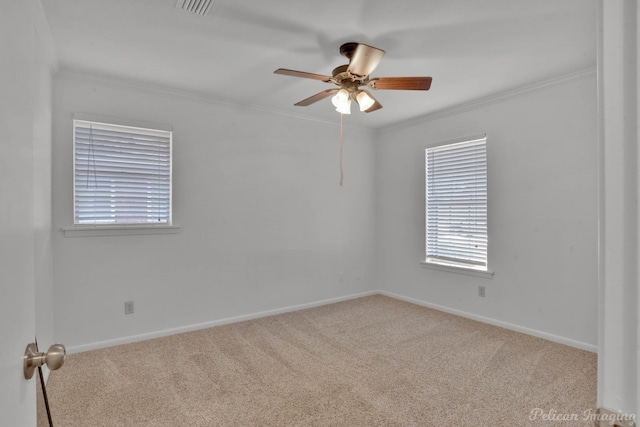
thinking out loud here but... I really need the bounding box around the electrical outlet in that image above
[478,286,485,297]
[124,301,134,315]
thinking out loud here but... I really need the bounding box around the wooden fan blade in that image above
[369,77,432,90]
[347,44,385,78]
[274,68,332,82]
[352,90,383,113]
[294,89,338,106]
[364,98,383,113]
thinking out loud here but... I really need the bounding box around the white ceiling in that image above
[42,0,597,129]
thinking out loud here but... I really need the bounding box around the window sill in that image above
[62,224,182,237]
[420,260,494,279]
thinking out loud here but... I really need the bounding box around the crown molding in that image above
[381,65,597,134]
[55,64,595,136]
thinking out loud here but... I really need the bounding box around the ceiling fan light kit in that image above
[331,89,351,114]
[356,91,375,111]
[274,42,433,115]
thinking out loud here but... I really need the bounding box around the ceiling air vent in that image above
[176,0,215,16]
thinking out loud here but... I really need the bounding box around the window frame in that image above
[64,114,180,237]
[421,135,493,278]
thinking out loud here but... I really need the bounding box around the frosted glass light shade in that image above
[356,91,375,111]
[332,89,351,114]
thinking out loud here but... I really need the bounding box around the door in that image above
[0,1,43,424]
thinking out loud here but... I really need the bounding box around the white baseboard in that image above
[66,290,378,354]
[379,291,597,353]
[67,289,596,354]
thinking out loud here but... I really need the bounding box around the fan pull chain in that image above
[339,113,344,186]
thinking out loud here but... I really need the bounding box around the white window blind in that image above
[425,137,487,270]
[73,119,172,225]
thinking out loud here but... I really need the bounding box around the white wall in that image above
[374,72,598,349]
[0,0,54,424]
[52,75,376,351]
[51,72,598,353]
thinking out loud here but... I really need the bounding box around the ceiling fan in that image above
[274,42,432,114]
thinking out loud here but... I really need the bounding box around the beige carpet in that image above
[43,295,596,426]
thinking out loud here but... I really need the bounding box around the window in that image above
[73,119,172,225]
[425,136,488,272]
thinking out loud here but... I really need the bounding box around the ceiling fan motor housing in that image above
[339,42,359,60]
[332,64,366,91]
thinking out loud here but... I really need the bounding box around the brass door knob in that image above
[24,343,66,379]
